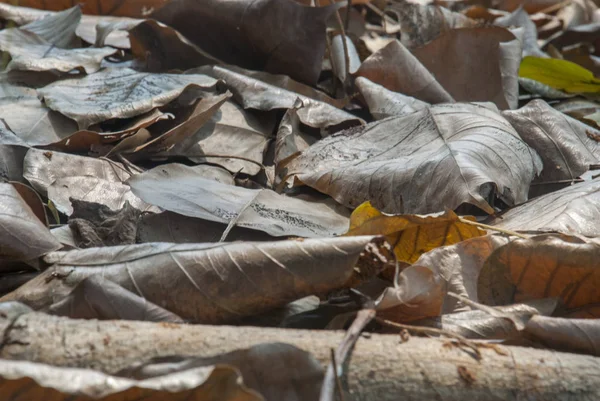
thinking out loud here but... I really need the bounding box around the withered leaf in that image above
[37,68,219,128]
[489,178,600,237]
[2,236,377,323]
[195,65,362,130]
[525,315,600,356]
[286,103,542,215]
[48,276,184,323]
[128,163,350,238]
[0,0,170,17]
[503,99,600,182]
[153,0,339,84]
[355,77,429,120]
[0,182,60,263]
[478,234,600,317]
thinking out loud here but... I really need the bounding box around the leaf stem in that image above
[457,217,527,239]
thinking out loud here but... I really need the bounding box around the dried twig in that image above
[457,216,527,239]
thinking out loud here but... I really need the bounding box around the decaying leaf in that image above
[411,27,522,109]
[195,65,363,130]
[489,178,600,236]
[0,182,60,262]
[274,99,317,167]
[285,103,542,215]
[525,315,600,356]
[346,202,485,263]
[503,99,600,182]
[355,40,454,104]
[355,77,429,119]
[478,234,600,317]
[128,163,350,238]
[1,236,377,323]
[37,68,219,128]
[153,0,339,85]
[494,6,548,57]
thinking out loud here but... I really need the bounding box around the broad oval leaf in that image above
[285,103,542,215]
[519,56,600,94]
[1,236,376,323]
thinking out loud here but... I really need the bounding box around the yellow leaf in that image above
[519,56,600,94]
[346,202,485,263]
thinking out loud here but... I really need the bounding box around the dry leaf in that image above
[0,182,60,263]
[355,77,429,119]
[0,0,170,17]
[495,7,548,57]
[346,202,485,263]
[525,315,600,356]
[2,236,377,323]
[489,178,600,236]
[478,234,600,317]
[285,103,542,215]
[355,40,454,104]
[503,99,600,182]
[37,68,219,128]
[412,27,521,109]
[153,0,339,84]
[128,163,349,238]
[195,65,363,130]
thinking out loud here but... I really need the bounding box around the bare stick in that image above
[457,217,527,239]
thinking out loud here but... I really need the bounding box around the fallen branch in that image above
[1,313,599,400]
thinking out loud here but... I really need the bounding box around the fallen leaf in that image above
[0,182,60,263]
[48,275,184,322]
[285,103,542,215]
[412,27,522,109]
[519,56,600,93]
[489,178,600,237]
[355,40,454,104]
[153,0,339,84]
[19,6,81,48]
[128,163,350,238]
[330,34,361,84]
[37,68,219,128]
[355,77,429,119]
[195,65,363,130]
[478,234,600,317]
[346,202,485,263]
[10,181,47,227]
[0,144,27,183]
[525,315,600,356]
[503,99,600,182]
[0,0,170,17]
[494,6,548,57]
[2,236,377,323]
[385,1,477,49]
[0,359,260,401]
[274,99,318,167]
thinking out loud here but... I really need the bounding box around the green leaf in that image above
[519,56,600,94]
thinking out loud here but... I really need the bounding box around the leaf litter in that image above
[1,0,600,400]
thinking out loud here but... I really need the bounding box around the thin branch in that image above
[457,216,527,239]
[330,348,346,401]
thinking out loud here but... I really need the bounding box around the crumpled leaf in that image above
[346,202,485,263]
[153,0,339,85]
[48,276,184,323]
[274,99,318,167]
[10,181,48,227]
[503,99,600,183]
[128,163,350,238]
[375,234,512,322]
[355,40,454,104]
[0,144,27,183]
[37,68,219,128]
[478,234,600,317]
[0,182,60,262]
[494,6,548,57]
[195,65,362,130]
[1,236,377,323]
[519,56,600,93]
[146,98,273,176]
[524,315,600,356]
[0,7,116,74]
[385,1,477,49]
[411,27,522,109]
[285,103,542,215]
[68,200,140,248]
[489,178,600,237]
[355,77,429,119]
[0,358,260,401]
[0,0,169,17]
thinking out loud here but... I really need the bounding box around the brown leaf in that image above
[478,234,600,317]
[503,99,600,183]
[195,65,362,130]
[355,77,429,119]
[37,68,219,128]
[10,181,47,227]
[489,178,600,236]
[412,27,521,109]
[355,40,454,104]
[48,276,184,323]
[285,103,542,215]
[1,236,377,323]
[153,0,339,85]
[128,163,350,238]
[274,99,318,167]
[0,145,27,183]
[525,315,600,356]
[494,6,548,57]
[0,182,60,263]
[0,0,170,17]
